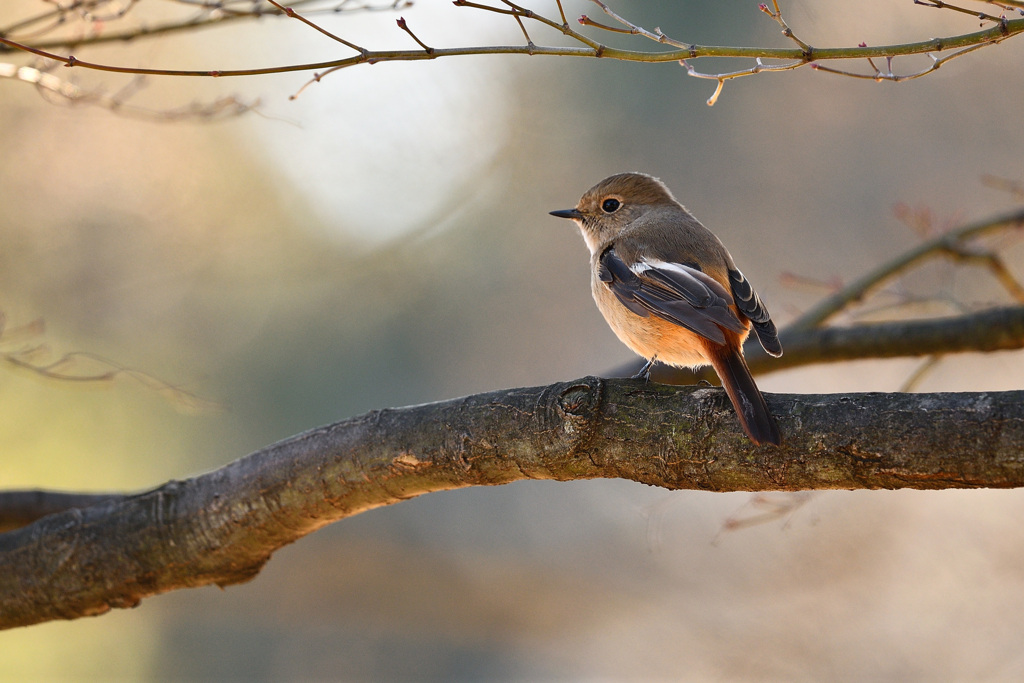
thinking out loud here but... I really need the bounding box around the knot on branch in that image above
[535,377,605,461]
[555,380,602,421]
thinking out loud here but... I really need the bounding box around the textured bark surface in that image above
[2,379,1023,629]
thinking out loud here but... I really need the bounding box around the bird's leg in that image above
[632,356,657,382]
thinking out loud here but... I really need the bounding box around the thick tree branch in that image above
[8,305,1024,529]
[2,381,1023,629]
[8,306,1023,531]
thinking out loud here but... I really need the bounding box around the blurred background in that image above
[2,0,1024,679]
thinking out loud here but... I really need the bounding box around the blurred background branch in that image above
[0,313,219,414]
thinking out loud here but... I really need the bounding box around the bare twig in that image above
[553,0,567,27]
[716,492,813,535]
[939,245,1024,302]
[577,14,634,35]
[916,0,1006,23]
[759,0,812,55]
[0,313,219,414]
[899,355,945,392]
[395,16,433,54]
[1,0,403,49]
[982,174,1024,199]
[810,41,994,82]
[265,0,366,53]
[0,63,256,119]
[681,57,805,106]
[4,350,220,414]
[985,0,1024,10]
[586,0,690,49]
[789,207,1024,331]
[0,0,1021,107]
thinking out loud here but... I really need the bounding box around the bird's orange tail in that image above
[707,346,781,446]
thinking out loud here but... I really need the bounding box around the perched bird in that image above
[550,172,783,445]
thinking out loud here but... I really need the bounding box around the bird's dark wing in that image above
[599,247,745,345]
[728,268,783,357]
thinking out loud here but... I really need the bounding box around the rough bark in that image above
[2,379,1023,629]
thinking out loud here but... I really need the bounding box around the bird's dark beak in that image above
[549,208,583,220]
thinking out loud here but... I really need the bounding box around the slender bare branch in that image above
[982,0,1024,9]
[0,63,256,119]
[939,245,1024,302]
[1,0,1021,106]
[395,16,433,54]
[0,312,220,414]
[681,56,804,106]
[265,0,366,53]
[1,0,404,49]
[641,304,1024,385]
[916,0,1006,22]
[789,207,1024,332]
[899,355,944,392]
[810,41,993,82]
[586,0,690,49]
[982,174,1024,199]
[759,0,812,54]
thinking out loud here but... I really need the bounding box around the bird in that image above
[550,172,783,445]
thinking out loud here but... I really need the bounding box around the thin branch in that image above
[810,41,993,82]
[586,0,690,49]
[0,313,220,414]
[981,0,1024,9]
[638,304,1024,386]
[789,207,1024,331]
[0,3,1020,93]
[265,0,366,54]
[2,383,1023,629]
[0,63,257,119]
[716,491,813,534]
[759,0,812,55]
[554,0,567,27]
[681,56,804,106]
[395,16,433,54]
[4,350,221,414]
[899,355,944,392]
[916,0,1006,23]
[760,305,1024,372]
[982,173,1024,200]
[502,0,534,49]
[1,1,379,52]
[939,244,1024,302]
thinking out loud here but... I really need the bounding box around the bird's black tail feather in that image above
[708,347,781,446]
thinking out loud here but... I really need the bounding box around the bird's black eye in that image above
[601,198,621,213]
